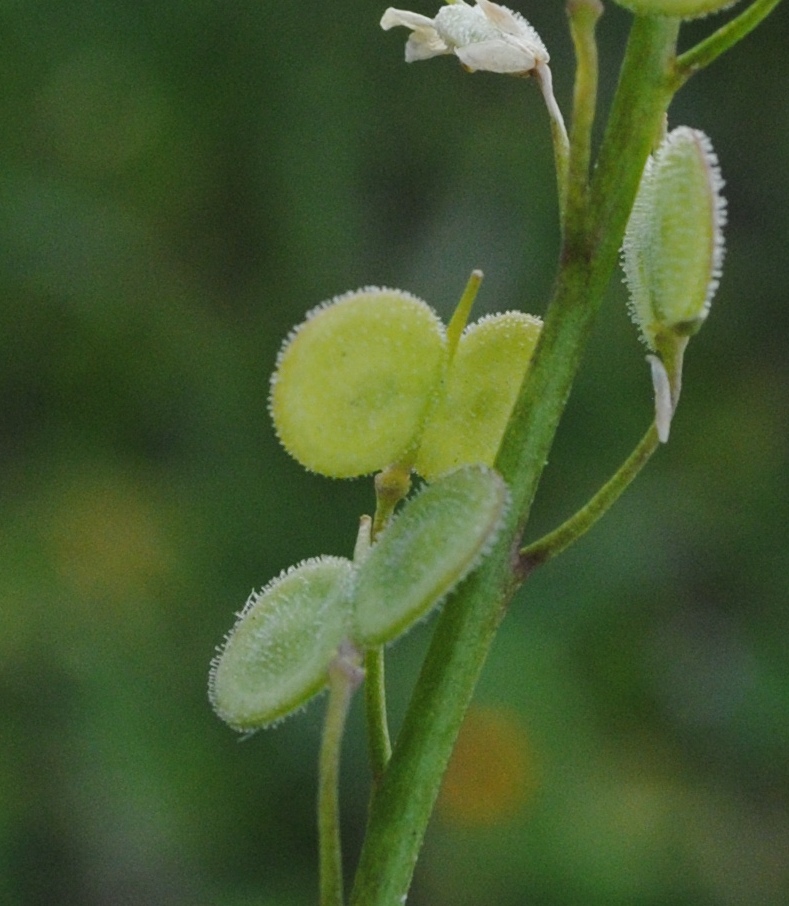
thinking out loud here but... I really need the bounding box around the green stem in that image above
[587,17,679,274]
[349,18,680,906]
[354,517,392,779]
[566,0,603,226]
[521,422,660,569]
[673,0,785,88]
[363,467,411,781]
[364,647,392,782]
[319,643,363,906]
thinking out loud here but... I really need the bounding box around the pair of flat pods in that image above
[269,287,541,480]
[209,463,510,732]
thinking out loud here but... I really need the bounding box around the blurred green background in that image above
[2,1,788,904]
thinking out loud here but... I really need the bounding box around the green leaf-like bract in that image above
[354,465,510,646]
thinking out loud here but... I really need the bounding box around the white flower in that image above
[381,1,567,220]
[380,0,549,75]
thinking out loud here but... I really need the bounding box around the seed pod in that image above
[415,311,542,479]
[209,557,354,731]
[270,288,447,478]
[622,126,726,351]
[611,0,740,20]
[354,465,509,646]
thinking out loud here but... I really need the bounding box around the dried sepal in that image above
[647,353,673,443]
[209,557,355,731]
[269,288,447,478]
[353,465,509,646]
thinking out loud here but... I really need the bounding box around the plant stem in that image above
[355,516,393,780]
[566,0,603,225]
[349,17,680,906]
[319,643,363,906]
[364,647,392,782]
[673,0,785,88]
[363,467,412,782]
[521,422,659,569]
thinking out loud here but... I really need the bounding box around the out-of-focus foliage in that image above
[1,2,788,904]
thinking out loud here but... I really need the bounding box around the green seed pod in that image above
[209,557,354,731]
[415,312,542,479]
[611,0,739,20]
[622,126,726,351]
[353,465,509,646]
[270,288,447,478]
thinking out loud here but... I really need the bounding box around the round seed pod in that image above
[209,557,354,731]
[415,311,542,479]
[622,127,726,350]
[611,0,739,19]
[353,464,509,646]
[270,288,447,478]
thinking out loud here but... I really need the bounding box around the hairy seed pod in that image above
[622,126,726,351]
[415,311,542,479]
[354,465,509,646]
[209,557,354,731]
[612,0,740,20]
[270,288,447,478]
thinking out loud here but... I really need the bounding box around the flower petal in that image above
[477,0,549,60]
[380,7,436,31]
[405,28,451,61]
[455,37,536,74]
[477,0,524,36]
